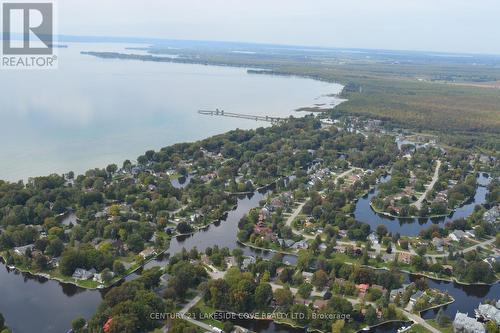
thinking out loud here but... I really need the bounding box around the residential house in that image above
[48,257,60,268]
[72,268,96,280]
[139,247,157,259]
[368,232,379,244]
[111,240,126,256]
[275,267,285,276]
[242,256,256,270]
[390,287,406,302]
[443,265,454,274]
[302,272,314,283]
[225,256,238,268]
[278,238,295,248]
[356,284,369,297]
[292,240,308,250]
[449,230,465,242]
[483,256,499,268]
[464,230,476,239]
[382,252,396,262]
[13,244,34,256]
[94,271,115,284]
[483,206,499,224]
[313,299,328,309]
[432,237,445,252]
[409,290,424,308]
[476,303,500,325]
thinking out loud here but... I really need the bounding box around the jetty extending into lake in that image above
[198,109,283,123]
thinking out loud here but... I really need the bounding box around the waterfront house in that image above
[382,252,395,262]
[242,256,256,270]
[93,271,115,284]
[13,244,34,256]
[390,287,406,302]
[476,303,500,324]
[464,230,476,239]
[139,247,157,259]
[72,268,95,280]
[270,198,285,210]
[409,290,424,308]
[278,238,295,248]
[48,257,60,268]
[254,222,273,237]
[225,256,238,268]
[483,256,499,268]
[368,232,379,244]
[483,206,499,224]
[443,264,454,274]
[291,240,308,250]
[449,230,465,242]
[432,237,445,252]
[453,312,485,333]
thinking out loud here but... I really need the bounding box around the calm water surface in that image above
[0,43,342,182]
[0,47,496,333]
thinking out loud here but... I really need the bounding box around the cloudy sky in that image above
[58,0,500,54]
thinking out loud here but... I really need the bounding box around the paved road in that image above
[162,294,218,333]
[269,282,326,298]
[414,160,441,210]
[402,310,442,333]
[285,201,306,227]
[425,237,497,258]
[179,294,203,316]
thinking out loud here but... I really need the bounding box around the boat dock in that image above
[198,109,283,123]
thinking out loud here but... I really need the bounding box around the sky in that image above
[56,0,500,55]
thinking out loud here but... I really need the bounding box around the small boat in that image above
[361,327,370,331]
[397,326,410,333]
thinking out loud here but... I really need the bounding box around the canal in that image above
[0,175,496,333]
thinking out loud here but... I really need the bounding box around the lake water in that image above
[0,43,342,182]
[0,44,496,333]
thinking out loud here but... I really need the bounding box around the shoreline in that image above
[368,177,485,219]
[0,178,284,290]
[0,247,169,290]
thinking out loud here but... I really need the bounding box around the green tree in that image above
[223,321,234,333]
[274,288,293,308]
[72,317,86,332]
[298,283,313,299]
[312,269,328,289]
[254,283,273,309]
[113,260,126,275]
[331,320,345,333]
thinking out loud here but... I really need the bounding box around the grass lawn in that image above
[193,299,224,329]
[407,324,433,333]
[427,319,453,333]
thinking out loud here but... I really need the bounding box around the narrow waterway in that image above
[0,174,496,333]
[354,174,491,236]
